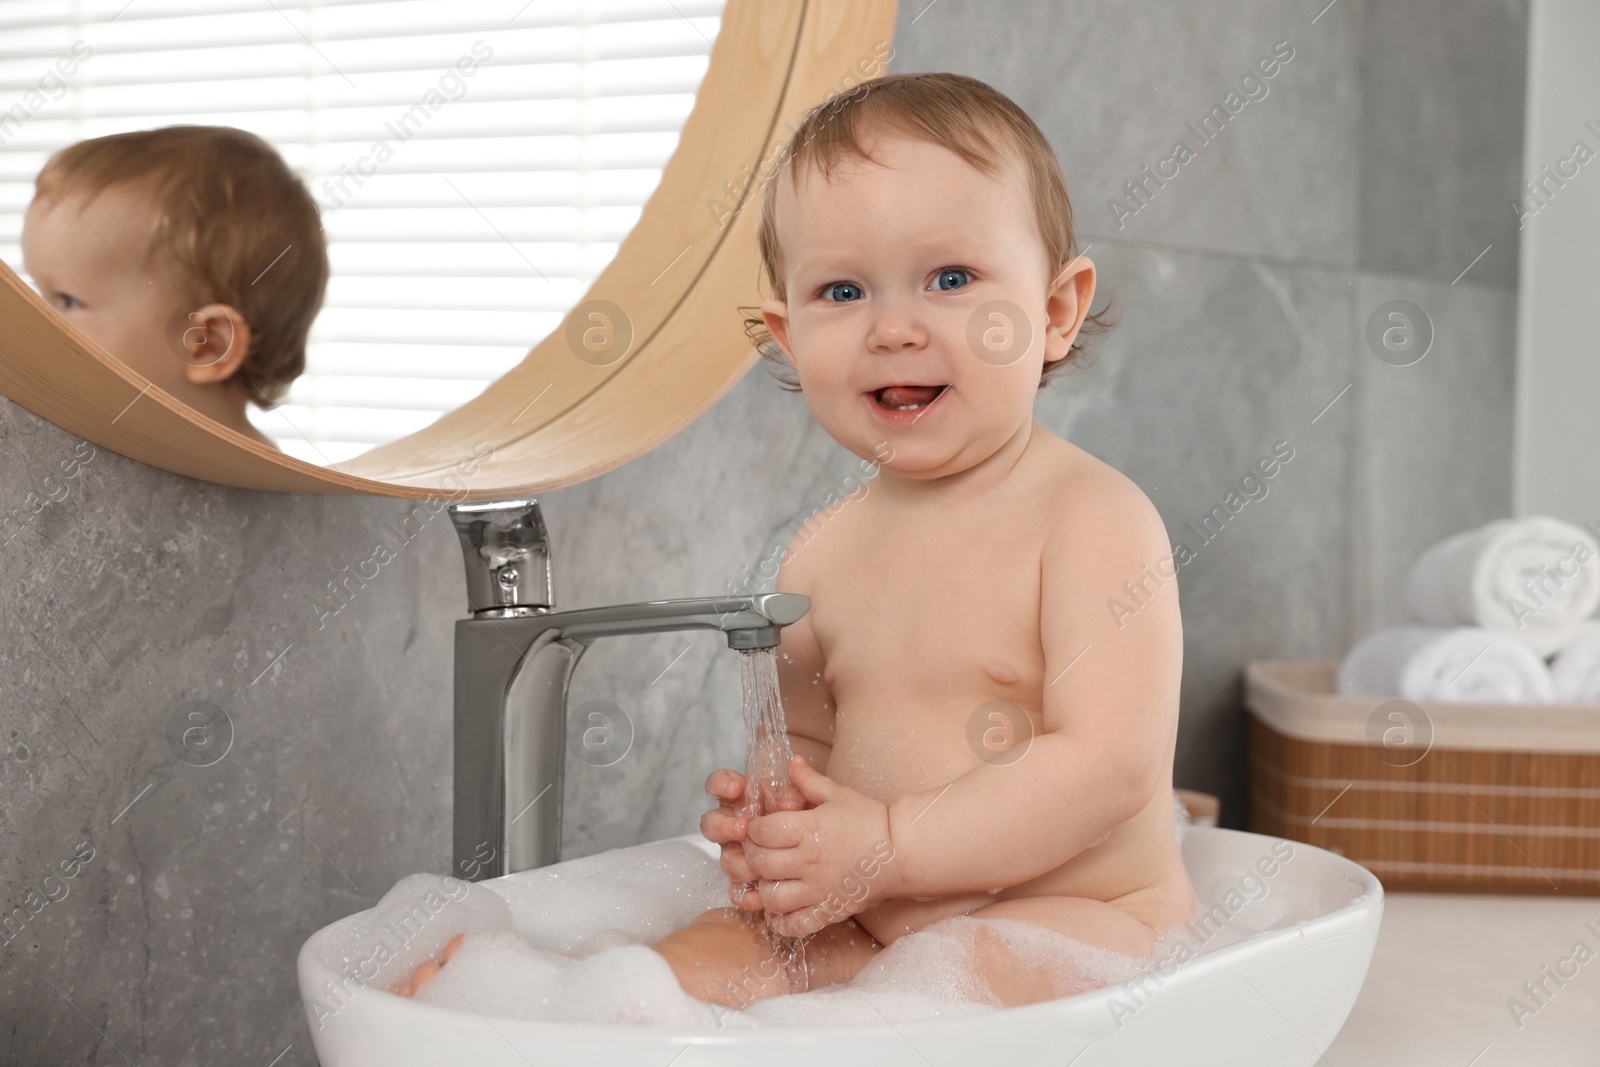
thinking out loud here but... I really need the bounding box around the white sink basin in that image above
[298,826,1382,1066]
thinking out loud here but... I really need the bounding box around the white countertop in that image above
[1327,891,1600,1064]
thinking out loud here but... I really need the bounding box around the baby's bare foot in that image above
[390,933,465,998]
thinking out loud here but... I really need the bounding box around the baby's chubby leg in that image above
[956,895,1161,1007]
[652,907,882,1009]
[652,908,793,1006]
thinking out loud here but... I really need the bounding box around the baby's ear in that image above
[759,297,795,361]
[1044,255,1095,364]
[175,303,253,386]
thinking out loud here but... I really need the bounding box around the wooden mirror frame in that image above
[0,0,897,499]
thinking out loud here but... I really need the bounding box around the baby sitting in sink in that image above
[400,69,1198,1010]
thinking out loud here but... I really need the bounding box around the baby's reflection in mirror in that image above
[18,125,329,451]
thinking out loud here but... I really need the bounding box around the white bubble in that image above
[343,840,1185,1027]
[417,933,718,1026]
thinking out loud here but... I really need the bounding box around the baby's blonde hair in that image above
[34,125,328,407]
[741,71,1116,393]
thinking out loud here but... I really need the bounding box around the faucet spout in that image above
[446,500,810,881]
[539,592,809,651]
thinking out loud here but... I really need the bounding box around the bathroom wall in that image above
[0,1,1527,1062]
[1514,0,1600,523]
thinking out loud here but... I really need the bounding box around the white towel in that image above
[1550,619,1600,703]
[1403,515,1600,657]
[1338,625,1555,703]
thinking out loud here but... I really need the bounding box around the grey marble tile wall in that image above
[0,0,1527,1062]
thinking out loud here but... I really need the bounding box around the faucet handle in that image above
[447,499,554,615]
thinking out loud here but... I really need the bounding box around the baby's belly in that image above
[825,704,1191,946]
[824,691,1039,803]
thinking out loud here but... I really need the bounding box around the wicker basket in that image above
[1246,660,1600,895]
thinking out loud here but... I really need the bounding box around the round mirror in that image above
[0,0,898,498]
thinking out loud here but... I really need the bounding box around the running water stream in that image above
[734,647,809,988]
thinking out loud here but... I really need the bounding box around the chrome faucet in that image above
[446,498,810,882]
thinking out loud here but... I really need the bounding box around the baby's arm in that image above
[770,572,837,777]
[880,471,1183,900]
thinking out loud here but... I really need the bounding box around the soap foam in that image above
[402,909,1168,1029]
[313,871,516,999]
[486,839,729,957]
[323,837,1206,1027]
[1172,791,1193,847]
[414,931,721,1027]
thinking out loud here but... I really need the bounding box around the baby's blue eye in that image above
[931,268,970,291]
[821,281,863,303]
[58,293,82,310]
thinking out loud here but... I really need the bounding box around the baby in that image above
[19,125,328,448]
[404,70,1197,1011]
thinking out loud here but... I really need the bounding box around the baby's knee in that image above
[793,916,882,991]
[653,909,793,1009]
[686,905,743,928]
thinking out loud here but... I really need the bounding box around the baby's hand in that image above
[701,767,806,911]
[744,756,900,938]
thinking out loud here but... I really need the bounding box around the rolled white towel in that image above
[1403,515,1600,657]
[1338,625,1555,703]
[1549,619,1600,703]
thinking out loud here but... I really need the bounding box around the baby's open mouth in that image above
[872,384,949,411]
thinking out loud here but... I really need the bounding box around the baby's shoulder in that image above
[773,498,847,594]
[1031,431,1167,552]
